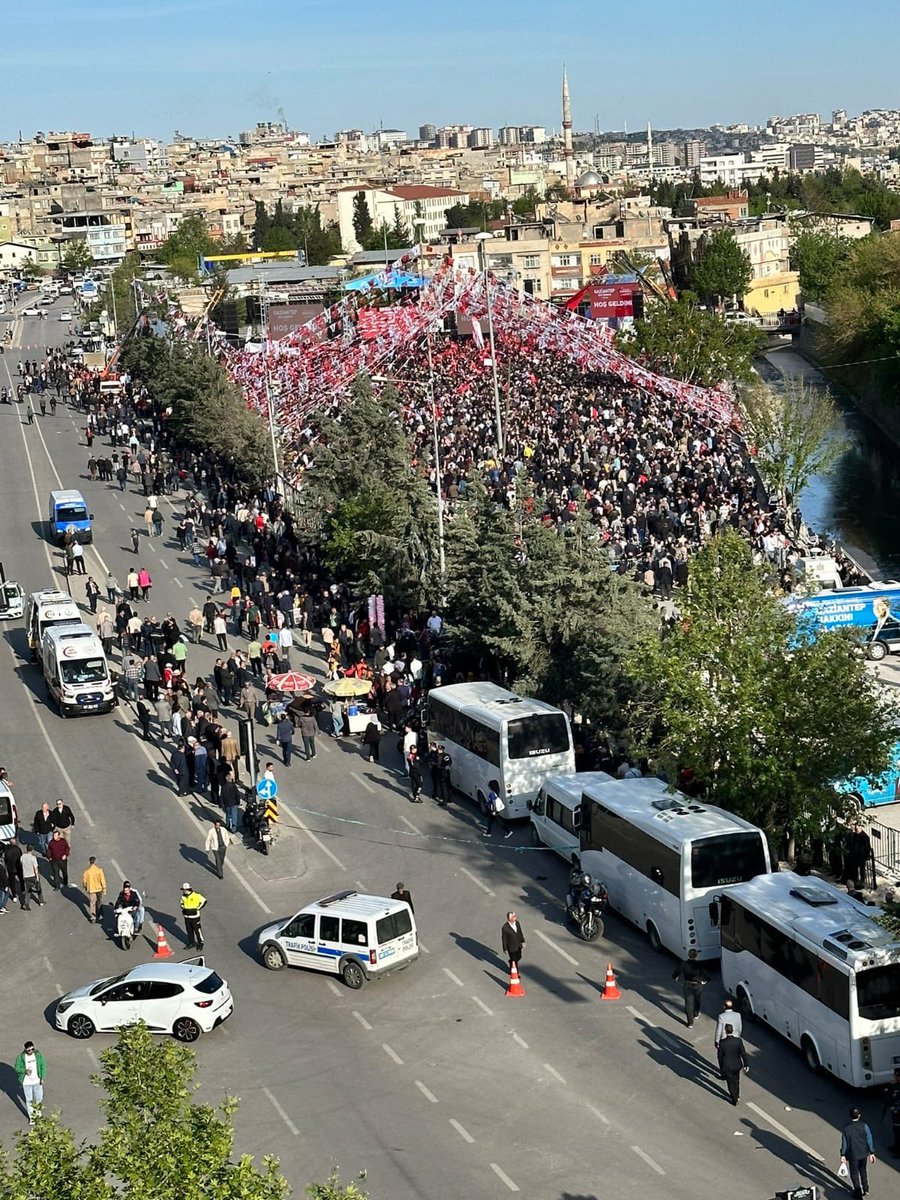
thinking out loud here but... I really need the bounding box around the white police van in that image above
[257,890,418,989]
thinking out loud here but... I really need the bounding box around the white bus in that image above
[423,683,575,820]
[719,871,900,1087]
[579,776,771,958]
[529,772,613,860]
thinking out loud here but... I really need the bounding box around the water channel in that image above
[765,345,900,579]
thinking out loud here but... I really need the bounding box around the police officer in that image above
[180,883,207,949]
[884,1066,900,1156]
[672,949,709,1028]
[430,747,452,807]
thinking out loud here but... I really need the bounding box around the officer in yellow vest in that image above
[180,883,207,949]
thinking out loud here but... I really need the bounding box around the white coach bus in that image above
[719,871,900,1087]
[423,683,575,820]
[579,776,771,958]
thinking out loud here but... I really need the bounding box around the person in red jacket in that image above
[46,831,70,890]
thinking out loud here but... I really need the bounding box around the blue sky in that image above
[1,0,897,141]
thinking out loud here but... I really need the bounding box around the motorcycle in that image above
[243,795,275,855]
[114,905,136,951]
[566,881,608,941]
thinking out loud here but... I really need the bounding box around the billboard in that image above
[587,280,638,322]
[267,303,321,341]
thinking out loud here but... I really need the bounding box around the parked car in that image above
[58,309,73,321]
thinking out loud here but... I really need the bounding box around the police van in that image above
[48,489,93,544]
[257,890,418,989]
[42,623,116,717]
[0,779,18,843]
[26,589,81,662]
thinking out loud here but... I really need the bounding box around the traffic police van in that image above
[42,623,115,717]
[48,489,93,543]
[0,779,18,843]
[257,890,418,989]
[26,589,81,662]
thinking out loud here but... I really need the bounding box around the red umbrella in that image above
[267,671,316,694]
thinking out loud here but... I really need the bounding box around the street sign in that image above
[256,778,278,801]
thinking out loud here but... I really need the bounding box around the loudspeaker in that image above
[775,1186,817,1200]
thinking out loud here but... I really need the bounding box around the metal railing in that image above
[869,819,900,880]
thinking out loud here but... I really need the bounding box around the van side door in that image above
[279,913,316,967]
[316,914,343,974]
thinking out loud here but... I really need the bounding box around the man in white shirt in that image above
[715,997,743,1047]
[402,725,417,776]
[15,1041,46,1124]
[204,820,235,879]
[278,625,293,669]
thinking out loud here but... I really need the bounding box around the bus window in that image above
[856,964,900,1020]
[690,832,768,889]
[507,714,571,758]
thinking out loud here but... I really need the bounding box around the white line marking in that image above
[354,880,366,889]
[118,502,126,510]
[746,1102,823,1161]
[43,956,53,973]
[398,814,422,834]
[449,1118,475,1143]
[459,866,495,896]
[442,967,464,988]
[512,1033,529,1049]
[276,799,346,870]
[382,1043,404,1065]
[174,578,183,588]
[587,1103,610,1125]
[543,1062,566,1084]
[86,1047,99,1068]
[326,980,342,998]
[418,941,429,954]
[626,1004,655,1026]
[353,1011,372,1031]
[351,771,375,793]
[415,1080,438,1104]
[263,1087,299,1136]
[159,559,170,570]
[631,1146,665,1175]
[490,1163,520,1192]
[471,995,493,1016]
[533,927,579,966]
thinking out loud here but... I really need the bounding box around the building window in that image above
[522,255,539,269]
[589,253,604,265]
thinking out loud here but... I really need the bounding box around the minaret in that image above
[647,120,654,182]
[562,66,575,190]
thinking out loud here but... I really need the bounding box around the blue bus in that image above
[48,489,93,544]
[787,583,900,636]
[836,743,900,808]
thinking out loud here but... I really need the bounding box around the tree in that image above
[616,298,763,387]
[352,191,374,246]
[0,1023,289,1199]
[253,200,271,250]
[738,377,849,514]
[625,530,897,850]
[390,204,410,247]
[691,227,752,302]
[788,223,852,303]
[306,1167,369,1199]
[62,239,93,272]
[159,213,215,281]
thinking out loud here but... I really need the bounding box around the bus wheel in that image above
[530,824,543,847]
[736,987,754,1022]
[801,1036,822,1074]
[646,922,663,953]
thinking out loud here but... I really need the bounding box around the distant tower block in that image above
[562,66,575,190]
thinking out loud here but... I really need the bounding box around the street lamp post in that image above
[474,232,504,455]
[259,274,284,496]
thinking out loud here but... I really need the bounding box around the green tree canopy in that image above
[822,230,900,392]
[62,239,93,272]
[788,223,852,303]
[159,214,216,281]
[625,530,897,847]
[616,298,763,387]
[691,227,753,302]
[352,192,374,246]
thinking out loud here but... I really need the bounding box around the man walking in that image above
[408,748,424,803]
[298,710,317,761]
[204,821,235,879]
[840,1108,876,1200]
[180,883,207,949]
[391,883,414,913]
[20,846,44,909]
[501,911,525,972]
[46,830,70,890]
[170,740,190,795]
[15,1041,46,1124]
[275,715,294,766]
[673,949,709,1028]
[50,797,75,845]
[715,996,742,1048]
[32,803,54,857]
[716,1023,749,1105]
[220,769,241,833]
[82,855,106,923]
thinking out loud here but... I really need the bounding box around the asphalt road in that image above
[0,299,896,1200]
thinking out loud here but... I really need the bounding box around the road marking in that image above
[85,1047,99,1068]
[533,927,579,966]
[415,1080,438,1104]
[355,880,366,890]
[626,1004,655,1026]
[277,799,346,870]
[543,1062,566,1084]
[459,866,495,896]
[511,1032,529,1049]
[118,502,126,511]
[353,1011,372,1032]
[174,578,183,588]
[382,1043,404,1065]
[746,1102,823,1161]
[631,1146,665,1175]
[351,771,375,794]
[159,559,170,570]
[263,1087,299,1136]
[471,995,493,1016]
[490,1163,520,1192]
[326,981,342,998]
[419,941,429,954]
[43,956,53,973]
[442,967,465,988]
[449,1118,475,1143]
[399,813,422,834]
[587,1103,610,1125]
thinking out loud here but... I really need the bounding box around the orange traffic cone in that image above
[505,962,525,997]
[601,961,621,1001]
[154,925,174,959]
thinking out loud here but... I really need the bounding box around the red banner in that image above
[588,283,637,320]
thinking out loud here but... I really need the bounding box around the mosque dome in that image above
[576,170,602,187]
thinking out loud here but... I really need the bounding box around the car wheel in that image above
[801,1036,822,1075]
[173,1017,201,1043]
[868,640,888,661]
[262,944,286,971]
[647,922,663,953]
[341,961,366,990]
[68,1013,95,1039]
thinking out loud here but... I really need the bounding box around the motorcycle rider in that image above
[566,853,583,910]
[114,881,144,933]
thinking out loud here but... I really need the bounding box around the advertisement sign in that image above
[587,282,637,321]
[267,303,321,341]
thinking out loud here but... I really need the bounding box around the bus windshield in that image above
[690,832,768,890]
[57,505,87,523]
[61,658,107,685]
[856,963,900,1020]
[507,714,571,759]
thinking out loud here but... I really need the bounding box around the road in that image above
[0,299,895,1199]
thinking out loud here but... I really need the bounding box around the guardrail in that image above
[870,819,900,880]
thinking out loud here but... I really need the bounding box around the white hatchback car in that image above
[55,958,233,1042]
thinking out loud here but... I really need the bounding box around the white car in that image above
[55,958,233,1042]
[23,305,40,317]
[58,309,73,321]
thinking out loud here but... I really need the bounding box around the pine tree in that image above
[352,191,374,246]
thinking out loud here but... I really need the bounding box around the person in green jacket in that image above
[15,1040,46,1123]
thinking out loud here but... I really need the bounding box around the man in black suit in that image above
[501,911,525,971]
[717,1023,748,1105]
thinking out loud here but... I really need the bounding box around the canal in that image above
[765,345,900,579]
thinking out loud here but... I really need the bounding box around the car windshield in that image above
[89,973,127,997]
[856,963,900,1020]
[57,506,87,523]
[193,971,225,994]
[61,658,107,685]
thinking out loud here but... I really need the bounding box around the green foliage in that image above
[691,227,753,302]
[626,530,897,843]
[100,251,145,331]
[747,166,900,229]
[511,187,539,218]
[789,223,852,302]
[0,1024,289,1200]
[306,1167,369,1199]
[159,214,215,281]
[444,198,506,230]
[352,191,374,246]
[62,239,93,272]
[254,200,342,264]
[616,297,762,387]
[823,230,900,391]
[444,487,653,734]
[299,375,440,606]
